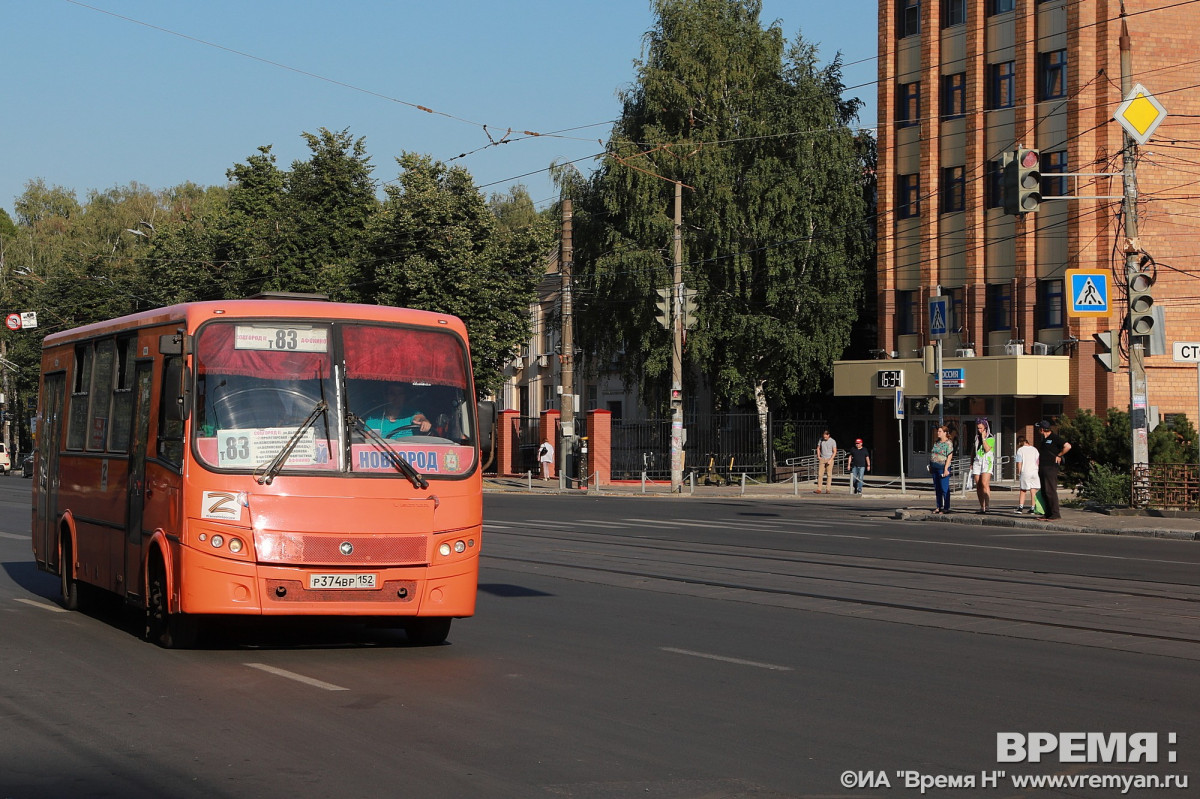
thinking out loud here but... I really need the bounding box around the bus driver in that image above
[366,383,432,438]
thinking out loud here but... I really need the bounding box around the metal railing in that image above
[608,414,827,481]
[1132,463,1200,509]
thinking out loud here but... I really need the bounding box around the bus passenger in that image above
[366,383,432,438]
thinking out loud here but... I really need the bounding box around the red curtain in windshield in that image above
[342,325,468,388]
[195,324,327,378]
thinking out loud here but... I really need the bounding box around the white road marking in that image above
[661,647,792,671]
[245,663,349,691]
[0,531,27,540]
[14,598,68,613]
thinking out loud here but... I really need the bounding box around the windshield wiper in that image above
[254,400,329,485]
[348,413,429,490]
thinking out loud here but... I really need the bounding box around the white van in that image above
[0,443,10,475]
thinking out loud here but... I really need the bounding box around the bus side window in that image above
[158,357,185,467]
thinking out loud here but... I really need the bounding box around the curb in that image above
[894,508,1200,541]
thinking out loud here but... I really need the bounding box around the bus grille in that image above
[266,579,418,603]
[254,532,429,566]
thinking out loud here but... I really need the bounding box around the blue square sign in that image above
[1066,270,1110,317]
[929,296,949,339]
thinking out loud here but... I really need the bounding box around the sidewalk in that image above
[483,473,1200,542]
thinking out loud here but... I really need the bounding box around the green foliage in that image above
[1054,408,1199,487]
[1077,462,1132,507]
[368,154,553,397]
[572,0,873,411]
[2,128,551,411]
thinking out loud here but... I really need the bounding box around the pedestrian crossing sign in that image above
[929,295,949,339]
[1065,270,1110,318]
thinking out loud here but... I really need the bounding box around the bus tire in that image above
[145,557,197,649]
[60,533,82,611]
[404,618,452,646]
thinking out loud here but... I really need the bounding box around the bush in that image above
[1077,462,1131,507]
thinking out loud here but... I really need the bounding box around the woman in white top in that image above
[972,418,995,513]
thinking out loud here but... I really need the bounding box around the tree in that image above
[572,0,873,426]
[367,153,552,397]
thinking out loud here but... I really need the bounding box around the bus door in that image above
[35,373,66,570]
[123,362,155,600]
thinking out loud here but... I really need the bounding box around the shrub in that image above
[1077,462,1131,507]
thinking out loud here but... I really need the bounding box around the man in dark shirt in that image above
[848,438,871,495]
[1035,420,1071,520]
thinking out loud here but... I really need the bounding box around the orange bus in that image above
[31,294,486,647]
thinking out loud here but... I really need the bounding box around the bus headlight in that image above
[454,540,466,554]
[210,534,225,549]
[439,543,452,557]
[228,538,244,554]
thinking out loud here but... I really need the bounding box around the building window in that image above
[942,72,965,119]
[945,287,965,334]
[985,159,1004,208]
[897,173,921,219]
[1038,279,1064,329]
[943,0,966,27]
[898,82,921,128]
[897,290,917,335]
[987,283,1012,332]
[989,0,1015,14]
[1039,49,1067,100]
[988,61,1016,110]
[941,166,966,213]
[900,0,921,37]
[1041,150,1067,197]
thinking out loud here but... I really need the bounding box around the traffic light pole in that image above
[670,180,684,493]
[1120,18,1150,474]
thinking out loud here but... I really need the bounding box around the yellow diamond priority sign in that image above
[1115,83,1167,145]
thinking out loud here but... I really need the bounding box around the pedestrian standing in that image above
[848,438,870,495]
[1035,420,1071,520]
[538,438,555,481]
[814,430,837,494]
[1015,436,1041,514]
[972,418,995,513]
[928,425,953,513]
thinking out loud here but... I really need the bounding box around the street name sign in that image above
[1172,342,1200,362]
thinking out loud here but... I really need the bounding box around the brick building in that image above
[835,0,1200,476]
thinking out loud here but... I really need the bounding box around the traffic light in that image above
[1003,147,1041,215]
[1128,256,1156,337]
[681,288,699,330]
[1093,329,1118,372]
[654,287,672,330]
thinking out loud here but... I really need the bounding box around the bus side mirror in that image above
[158,332,193,356]
[477,400,496,458]
[163,359,191,422]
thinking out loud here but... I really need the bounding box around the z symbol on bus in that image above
[202,491,243,521]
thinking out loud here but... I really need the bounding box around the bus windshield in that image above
[193,321,476,479]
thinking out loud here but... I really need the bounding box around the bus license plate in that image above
[309,573,378,590]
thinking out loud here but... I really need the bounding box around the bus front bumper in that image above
[177,545,478,617]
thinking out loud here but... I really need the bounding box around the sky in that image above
[2,1,879,218]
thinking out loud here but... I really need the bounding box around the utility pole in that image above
[1120,16,1150,474]
[559,198,575,490]
[669,181,684,493]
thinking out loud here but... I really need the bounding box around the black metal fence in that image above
[609,413,827,482]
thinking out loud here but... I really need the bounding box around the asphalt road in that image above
[1,482,1197,798]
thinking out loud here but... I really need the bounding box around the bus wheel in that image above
[405,618,451,646]
[59,534,82,611]
[145,558,197,649]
